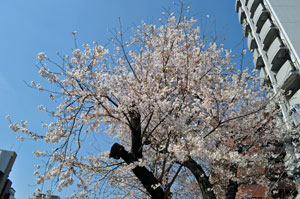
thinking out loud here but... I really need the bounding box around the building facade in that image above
[0,150,16,199]
[235,0,300,198]
[236,0,300,127]
[30,193,61,199]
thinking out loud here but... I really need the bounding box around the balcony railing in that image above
[238,6,246,24]
[276,60,300,92]
[267,37,288,72]
[260,18,278,51]
[288,90,300,126]
[253,3,269,33]
[253,48,264,69]
[235,0,241,12]
[259,66,270,85]
[247,32,257,51]
[247,0,262,18]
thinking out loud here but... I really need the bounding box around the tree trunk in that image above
[225,180,238,199]
[110,143,166,199]
[182,158,217,199]
[128,109,143,159]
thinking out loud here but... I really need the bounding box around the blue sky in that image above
[0,0,249,198]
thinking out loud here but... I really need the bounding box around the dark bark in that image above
[182,158,216,199]
[225,180,238,199]
[109,109,167,198]
[128,109,143,159]
[225,165,238,199]
[110,143,165,199]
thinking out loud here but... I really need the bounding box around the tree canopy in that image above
[7,6,297,199]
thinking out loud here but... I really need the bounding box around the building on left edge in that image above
[0,149,17,199]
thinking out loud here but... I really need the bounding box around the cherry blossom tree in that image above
[7,6,298,199]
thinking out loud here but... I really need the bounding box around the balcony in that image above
[288,89,300,126]
[289,89,300,106]
[253,3,269,33]
[267,37,288,72]
[260,67,269,85]
[247,32,257,51]
[243,22,251,37]
[290,105,300,127]
[260,19,278,51]
[235,0,241,12]
[238,6,246,24]
[276,60,300,92]
[253,48,264,69]
[247,0,262,18]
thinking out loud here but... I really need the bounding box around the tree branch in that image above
[225,180,238,199]
[182,157,216,199]
[109,143,165,199]
[128,108,143,159]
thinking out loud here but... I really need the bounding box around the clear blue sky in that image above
[0,0,249,198]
